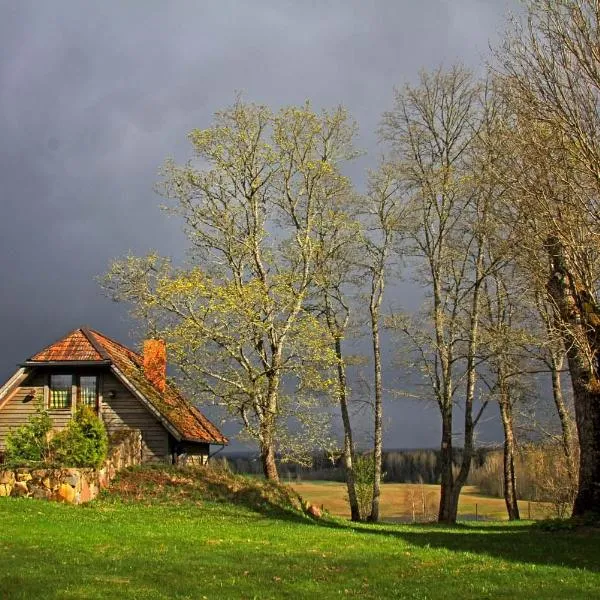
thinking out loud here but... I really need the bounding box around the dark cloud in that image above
[0,0,512,449]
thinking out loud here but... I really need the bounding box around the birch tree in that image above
[361,163,404,522]
[312,198,362,520]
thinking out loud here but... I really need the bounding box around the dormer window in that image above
[49,374,73,409]
[47,374,99,411]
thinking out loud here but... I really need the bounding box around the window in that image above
[47,374,100,410]
[79,376,98,408]
[49,374,73,409]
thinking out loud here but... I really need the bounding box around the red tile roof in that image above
[30,329,105,362]
[26,328,227,445]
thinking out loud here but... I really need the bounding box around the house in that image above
[0,327,227,464]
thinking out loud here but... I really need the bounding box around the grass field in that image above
[290,481,554,521]
[0,468,598,599]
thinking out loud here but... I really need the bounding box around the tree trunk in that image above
[438,239,484,524]
[260,439,279,482]
[260,372,280,482]
[438,409,457,523]
[498,381,520,520]
[369,304,383,522]
[549,350,577,477]
[546,237,600,517]
[335,336,361,521]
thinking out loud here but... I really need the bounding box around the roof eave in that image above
[21,360,112,367]
[182,436,229,446]
[0,367,31,411]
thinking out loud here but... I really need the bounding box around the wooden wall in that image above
[0,369,171,463]
[0,371,72,450]
[101,372,170,463]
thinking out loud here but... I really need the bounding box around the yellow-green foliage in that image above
[103,99,359,465]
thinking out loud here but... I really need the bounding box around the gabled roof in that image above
[21,327,227,446]
[29,328,108,362]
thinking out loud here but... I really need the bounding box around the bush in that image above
[51,406,109,468]
[353,453,375,520]
[5,400,53,466]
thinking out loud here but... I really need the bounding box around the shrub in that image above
[51,406,108,468]
[353,453,375,520]
[5,400,53,466]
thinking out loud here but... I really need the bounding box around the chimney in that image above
[143,339,167,393]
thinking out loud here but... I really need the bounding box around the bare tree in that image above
[498,0,600,516]
[381,66,493,523]
[479,268,528,520]
[533,293,577,477]
[497,1,600,513]
[360,163,404,522]
[312,199,362,521]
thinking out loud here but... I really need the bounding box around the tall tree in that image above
[104,100,358,481]
[381,66,491,523]
[480,268,526,520]
[361,163,404,522]
[533,293,577,478]
[498,0,600,514]
[312,198,362,521]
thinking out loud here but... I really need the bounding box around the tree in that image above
[312,196,362,520]
[480,268,527,520]
[361,162,404,522]
[104,100,358,481]
[497,1,600,514]
[533,293,577,479]
[382,66,493,523]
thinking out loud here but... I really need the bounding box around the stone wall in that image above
[0,429,142,504]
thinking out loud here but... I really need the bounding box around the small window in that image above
[80,376,98,408]
[49,374,73,409]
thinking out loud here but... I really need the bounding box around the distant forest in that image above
[219,449,489,485]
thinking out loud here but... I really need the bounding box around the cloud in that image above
[0,0,510,448]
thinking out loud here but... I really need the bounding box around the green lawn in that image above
[0,477,599,599]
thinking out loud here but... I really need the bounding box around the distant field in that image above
[291,481,554,521]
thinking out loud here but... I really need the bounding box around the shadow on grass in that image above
[307,516,600,572]
[107,466,600,573]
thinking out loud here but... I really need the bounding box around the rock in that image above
[0,471,15,485]
[63,470,80,488]
[0,483,12,497]
[79,478,93,503]
[57,483,76,503]
[11,481,30,497]
[31,486,51,500]
[306,504,322,519]
[16,471,32,483]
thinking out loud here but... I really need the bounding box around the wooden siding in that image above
[0,370,171,463]
[101,372,170,462]
[0,371,72,450]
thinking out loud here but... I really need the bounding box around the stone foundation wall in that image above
[0,429,142,504]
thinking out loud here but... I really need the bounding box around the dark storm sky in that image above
[0,0,514,450]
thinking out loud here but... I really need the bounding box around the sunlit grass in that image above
[0,468,597,599]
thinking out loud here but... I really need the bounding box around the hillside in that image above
[0,466,598,599]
